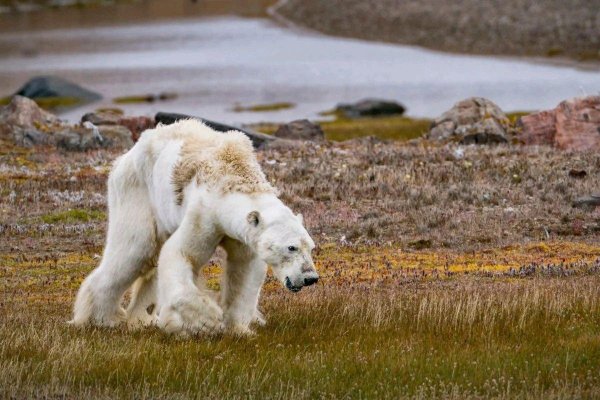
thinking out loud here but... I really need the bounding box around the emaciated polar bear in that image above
[70,119,319,336]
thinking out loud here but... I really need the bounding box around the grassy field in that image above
[251,114,432,142]
[1,128,600,398]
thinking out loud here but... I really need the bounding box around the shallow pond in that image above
[0,16,599,124]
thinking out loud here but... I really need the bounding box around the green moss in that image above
[114,93,177,104]
[546,47,564,57]
[41,209,105,224]
[320,115,431,141]
[113,95,156,104]
[506,111,530,124]
[0,96,81,109]
[233,102,295,112]
[250,114,431,142]
[34,96,82,109]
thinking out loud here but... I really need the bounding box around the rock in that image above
[516,111,556,146]
[555,96,600,150]
[568,169,587,179]
[458,118,508,145]
[0,95,63,146]
[517,96,600,150]
[81,109,123,126]
[0,96,134,151]
[15,76,102,107]
[336,98,406,118]
[155,112,275,148]
[429,97,509,144]
[117,116,154,141]
[82,111,154,141]
[97,125,134,149]
[54,125,102,151]
[274,119,325,141]
[54,122,134,152]
[572,195,600,209]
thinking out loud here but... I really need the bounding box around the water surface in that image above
[0,17,598,124]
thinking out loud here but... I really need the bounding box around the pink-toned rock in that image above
[555,96,600,150]
[517,96,600,150]
[516,110,556,146]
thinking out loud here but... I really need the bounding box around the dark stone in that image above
[336,98,406,118]
[15,76,101,105]
[573,195,600,209]
[568,169,587,179]
[155,112,275,148]
[274,119,324,141]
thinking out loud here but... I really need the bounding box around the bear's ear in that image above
[247,211,260,227]
[296,213,304,225]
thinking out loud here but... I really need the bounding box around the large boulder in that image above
[517,96,600,150]
[336,98,406,118]
[15,76,101,108]
[274,119,325,141]
[155,112,275,148]
[429,97,509,144]
[0,95,63,146]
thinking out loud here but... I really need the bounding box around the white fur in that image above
[70,120,317,336]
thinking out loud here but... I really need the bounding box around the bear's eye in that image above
[287,246,298,252]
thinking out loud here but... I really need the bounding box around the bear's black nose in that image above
[304,276,319,286]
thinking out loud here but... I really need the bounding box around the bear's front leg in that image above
[156,217,224,336]
[221,238,268,336]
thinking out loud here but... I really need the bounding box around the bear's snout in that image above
[304,276,319,286]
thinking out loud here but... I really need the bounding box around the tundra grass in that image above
[2,135,600,399]
[2,271,600,399]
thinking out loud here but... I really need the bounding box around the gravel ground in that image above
[274,0,600,63]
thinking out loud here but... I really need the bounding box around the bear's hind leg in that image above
[71,156,158,327]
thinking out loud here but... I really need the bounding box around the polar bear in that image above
[70,119,318,336]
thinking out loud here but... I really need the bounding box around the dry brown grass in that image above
[261,139,600,250]
[2,136,600,398]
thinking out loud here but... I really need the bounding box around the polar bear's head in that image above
[247,210,318,292]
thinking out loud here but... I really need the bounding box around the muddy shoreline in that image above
[271,0,600,68]
[0,0,276,32]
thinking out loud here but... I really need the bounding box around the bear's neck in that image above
[215,192,283,247]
